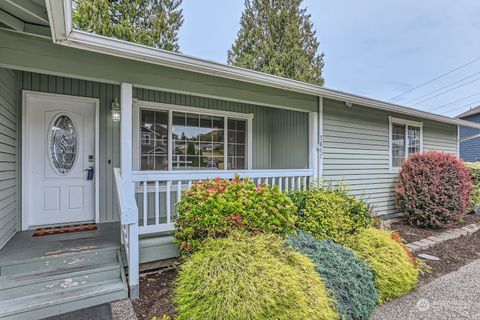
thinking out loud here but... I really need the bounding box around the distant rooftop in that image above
[457,105,480,118]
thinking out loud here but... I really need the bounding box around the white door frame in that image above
[22,91,100,231]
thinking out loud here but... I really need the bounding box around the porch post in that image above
[309,111,319,182]
[120,83,139,299]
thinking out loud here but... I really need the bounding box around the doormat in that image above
[32,223,97,237]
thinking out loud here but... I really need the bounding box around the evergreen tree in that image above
[227,0,324,85]
[73,0,183,52]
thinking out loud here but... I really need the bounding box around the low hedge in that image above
[349,228,419,302]
[175,177,297,253]
[287,232,378,320]
[290,186,373,245]
[175,232,338,320]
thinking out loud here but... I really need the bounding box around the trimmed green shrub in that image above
[292,185,373,245]
[466,162,480,206]
[175,177,297,253]
[349,228,419,302]
[174,232,338,320]
[395,151,473,228]
[287,232,378,320]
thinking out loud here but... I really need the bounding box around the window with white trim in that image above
[389,117,422,170]
[137,104,251,171]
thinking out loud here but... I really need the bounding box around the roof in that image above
[3,0,480,129]
[457,105,480,119]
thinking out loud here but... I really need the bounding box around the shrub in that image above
[286,232,378,320]
[175,177,297,252]
[395,151,473,228]
[466,162,480,206]
[174,232,338,320]
[349,228,419,302]
[293,185,373,244]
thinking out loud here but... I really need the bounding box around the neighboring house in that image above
[458,106,480,162]
[1,1,480,318]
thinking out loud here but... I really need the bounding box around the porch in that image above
[0,65,319,305]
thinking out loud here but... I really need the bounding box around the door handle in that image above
[85,166,94,180]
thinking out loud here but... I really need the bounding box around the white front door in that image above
[23,92,97,229]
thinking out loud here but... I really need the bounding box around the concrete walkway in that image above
[373,259,480,320]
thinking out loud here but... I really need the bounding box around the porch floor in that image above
[0,222,121,266]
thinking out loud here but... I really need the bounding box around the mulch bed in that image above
[133,216,480,319]
[132,268,178,320]
[391,213,480,243]
[416,229,480,284]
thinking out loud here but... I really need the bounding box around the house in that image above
[457,106,480,162]
[1,1,480,318]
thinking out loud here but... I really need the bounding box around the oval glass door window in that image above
[49,115,77,174]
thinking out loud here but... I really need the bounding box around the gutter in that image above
[45,0,480,130]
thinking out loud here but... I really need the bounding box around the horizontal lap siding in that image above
[322,99,458,219]
[459,114,480,162]
[0,68,18,249]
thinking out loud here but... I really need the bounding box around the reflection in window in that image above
[140,108,248,171]
[390,121,421,169]
[140,110,168,170]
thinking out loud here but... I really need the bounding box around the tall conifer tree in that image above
[228,0,325,85]
[73,0,183,52]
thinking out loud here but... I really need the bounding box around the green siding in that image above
[322,99,458,219]
[16,73,309,223]
[20,72,121,222]
[0,68,18,249]
[134,88,309,170]
[0,29,317,113]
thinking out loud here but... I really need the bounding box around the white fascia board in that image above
[48,1,480,130]
[45,0,71,42]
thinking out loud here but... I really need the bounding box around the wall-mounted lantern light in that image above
[111,98,121,122]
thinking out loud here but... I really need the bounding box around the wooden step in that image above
[0,263,122,300]
[0,249,118,276]
[0,279,127,320]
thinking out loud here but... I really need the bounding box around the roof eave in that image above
[45,0,480,130]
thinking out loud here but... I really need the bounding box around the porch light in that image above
[111,98,121,122]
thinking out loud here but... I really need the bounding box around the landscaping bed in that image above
[417,228,480,284]
[391,214,480,243]
[132,268,177,320]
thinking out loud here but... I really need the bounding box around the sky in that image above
[178,0,480,117]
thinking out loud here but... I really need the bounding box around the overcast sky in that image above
[178,0,480,117]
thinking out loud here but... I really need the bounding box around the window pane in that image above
[227,118,247,169]
[408,126,421,155]
[392,124,405,168]
[140,109,168,170]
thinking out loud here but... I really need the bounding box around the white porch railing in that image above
[130,169,314,235]
[115,168,314,298]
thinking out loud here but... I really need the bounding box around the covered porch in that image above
[114,83,320,298]
[0,65,320,300]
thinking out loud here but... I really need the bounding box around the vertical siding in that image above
[459,114,480,162]
[322,99,458,219]
[133,88,309,169]
[20,72,121,223]
[0,68,18,249]
[15,73,309,224]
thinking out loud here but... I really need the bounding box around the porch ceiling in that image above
[0,0,50,37]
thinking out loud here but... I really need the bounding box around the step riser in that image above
[0,267,121,300]
[1,251,118,276]
[0,284,127,320]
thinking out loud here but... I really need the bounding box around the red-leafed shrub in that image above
[394,151,473,228]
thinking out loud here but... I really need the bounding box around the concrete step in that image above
[0,279,127,320]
